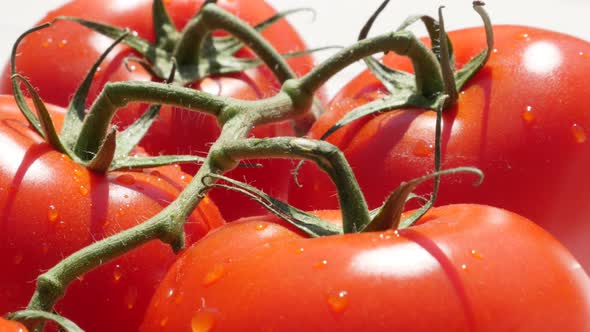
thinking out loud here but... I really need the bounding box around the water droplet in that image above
[580,51,589,58]
[412,139,434,157]
[113,264,123,282]
[517,33,530,41]
[393,230,400,237]
[160,317,169,327]
[255,223,268,231]
[150,170,162,177]
[58,39,68,48]
[124,286,138,310]
[47,205,59,222]
[191,309,216,332]
[327,290,349,313]
[96,66,102,72]
[522,105,535,123]
[42,38,53,48]
[470,249,484,259]
[116,174,136,186]
[13,253,24,265]
[313,259,328,269]
[202,264,226,286]
[117,208,125,216]
[571,124,587,143]
[294,247,305,254]
[79,185,89,196]
[166,288,175,298]
[131,30,139,37]
[493,48,498,53]
[461,264,468,271]
[129,65,137,71]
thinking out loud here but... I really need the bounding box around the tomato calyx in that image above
[52,1,322,86]
[10,24,207,173]
[319,1,493,141]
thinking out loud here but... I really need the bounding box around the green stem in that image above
[298,30,443,98]
[174,3,295,82]
[73,81,230,160]
[218,137,370,232]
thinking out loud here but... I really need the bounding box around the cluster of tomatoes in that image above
[2,0,590,331]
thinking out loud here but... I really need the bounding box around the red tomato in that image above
[1,0,318,220]
[0,318,27,332]
[140,204,590,331]
[289,25,590,269]
[0,95,225,332]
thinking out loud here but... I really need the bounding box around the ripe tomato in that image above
[1,0,318,220]
[0,318,26,332]
[140,204,590,331]
[289,25,590,269]
[0,95,225,332]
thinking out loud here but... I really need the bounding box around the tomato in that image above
[289,25,590,269]
[140,204,590,331]
[0,0,318,220]
[0,318,26,332]
[0,95,225,332]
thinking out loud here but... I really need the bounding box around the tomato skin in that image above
[0,318,27,332]
[0,0,317,220]
[289,25,590,269]
[0,95,225,332]
[140,204,590,331]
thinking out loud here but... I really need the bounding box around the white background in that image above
[1,0,589,98]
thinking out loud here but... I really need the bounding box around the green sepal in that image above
[86,127,117,173]
[61,32,129,150]
[204,174,343,237]
[363,166,484,232]
[213,8,316,55]
[396,14,455,70]
[357,0,414,95]
[110,155,206,171]
[53,16,170,78]
[320,91,434,140]
[11,74,70,156]
[437,7,458,105]
[53,7,314,85]
[10,23,52,137]
[152,0,180,50]
[8,310,84,332]
[200,46,339,78]
[115,104,161,158]
[454,2,493,90]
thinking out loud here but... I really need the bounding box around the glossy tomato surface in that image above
[0,318,27,332]
[1,0,318,220]
[0,96,225,332]
[289,25,590,269]
[140,204,590,331]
